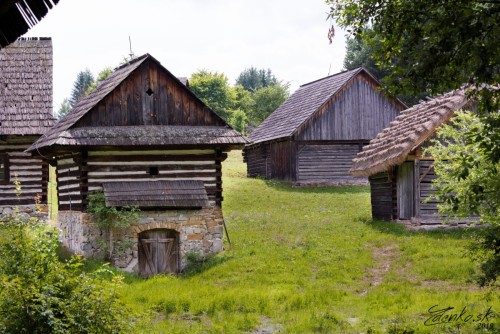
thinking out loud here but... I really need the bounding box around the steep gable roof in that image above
[28,53,246,152]
[350,88,471,177]
[0,0,60,49]
[0,37,55,135]
[248,68,383,145]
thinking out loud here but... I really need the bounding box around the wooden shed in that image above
[350,88,473,223]
[0,37,55,218]
[28,53,246,276]
[243,68,406,185]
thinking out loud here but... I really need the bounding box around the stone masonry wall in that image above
[58,206,225,273]
[0,204,48,222]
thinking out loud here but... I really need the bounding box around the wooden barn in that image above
[350,88,473,224]
[28,53,246,276]
[0,37,55,218]
[243,68,406,185]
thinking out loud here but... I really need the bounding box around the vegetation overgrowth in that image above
[121,151,498,333]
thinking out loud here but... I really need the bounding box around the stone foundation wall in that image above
[58,207,225,272]
[0,204,48,222]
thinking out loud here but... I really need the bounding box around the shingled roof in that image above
[0,0,60,49]
[350,88,471,177]
[247,68,377,145]
[0,37,55,135]
[28,53,246,152]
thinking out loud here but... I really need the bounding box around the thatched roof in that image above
[0,37,55,136]
[103,180,209,208]
[27,53,246,152]
[248,68,388,145]
[350,88,471,177]
[0,0,60,49]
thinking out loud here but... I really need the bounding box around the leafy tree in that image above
[328,0,500,284]
[236,67,279,92]
[86,67,113,95]
[249,84,289,125]
[231,84,254,115]
[228,109,248,134]
[189,70,234,120]
[56,97,72,119]
[69,68,94,107]
[0,216,134,333]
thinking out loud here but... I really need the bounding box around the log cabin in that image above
[244,68,406,185]
[0,37,55,219]
[350,88,474,225]
[28,54,246,276]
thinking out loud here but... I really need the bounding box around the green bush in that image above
[0,215,135,333]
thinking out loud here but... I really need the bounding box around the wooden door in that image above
[397,162,414,220]
[138,229,178,277]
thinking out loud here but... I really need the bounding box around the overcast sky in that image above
[26,0,347,111]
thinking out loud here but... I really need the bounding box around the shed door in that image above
[397,162,414,219]
[139,229,179,277]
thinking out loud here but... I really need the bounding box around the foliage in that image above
[86,67,113,95]
[235,67,279,92]
[189,70,234,120]
[56,98,72,119]
[0,217,134,333]
[328,0,500,283]
[425,110,499,285]
[248,84,289,125]
[228,109,247,134]
[69,68,94,107]
[87,190,139,260]
[119,151,495,333]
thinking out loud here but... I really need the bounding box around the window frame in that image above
[0,153,9,185]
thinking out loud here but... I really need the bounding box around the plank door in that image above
[397,162,415,220]
[139,229,179,277]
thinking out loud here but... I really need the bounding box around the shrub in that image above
[0,214,135,333]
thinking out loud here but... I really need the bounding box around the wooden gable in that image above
[75,57,226,128]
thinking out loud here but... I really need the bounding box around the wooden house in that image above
[0,0,60,48]
[28,53,246,276]
[350,88,472,223]
[0,37,55,218]
[244,68,406,185]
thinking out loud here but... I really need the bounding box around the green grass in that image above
[68,151,500,332]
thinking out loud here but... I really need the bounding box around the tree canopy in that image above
[69,68,94,107]
[236,67,279,92]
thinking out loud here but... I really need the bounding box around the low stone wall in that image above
[58,206,225,273]
[0,204,48,222]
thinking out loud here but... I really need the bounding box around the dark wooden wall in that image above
[244,141,296,181]
[296,143,366,184]
[243,144,268,178]
[0,136,48,205]
[369,171,397,221]
[295,75,404,141]
[76,59,226,128]
[56,148,226,211]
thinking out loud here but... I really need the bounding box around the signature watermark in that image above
[424,305,497,329]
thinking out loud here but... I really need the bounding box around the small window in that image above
[0,154,9,184]
[149,166,159,176]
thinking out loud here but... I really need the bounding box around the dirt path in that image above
[359,243,400,295]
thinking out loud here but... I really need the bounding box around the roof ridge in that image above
[299,67,362,88]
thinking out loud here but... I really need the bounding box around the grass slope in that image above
[122,151,498,333]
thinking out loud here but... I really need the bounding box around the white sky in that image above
[26,0,347,111]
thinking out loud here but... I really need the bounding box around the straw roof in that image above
[350,88,471,177]
[0,0,60,48]
[248,68,391,145]
[0,37,55,136]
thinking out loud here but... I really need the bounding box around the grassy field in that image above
[117,151,498,333]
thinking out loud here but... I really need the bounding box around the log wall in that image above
[369,171,397,221]
[56,149,226,211]
[415,159,439,219]
[243,144,268,178]
[0,136,48,206]
[297,143,367,184]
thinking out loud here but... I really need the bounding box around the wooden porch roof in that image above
[0,37,55,136]
[102,180,209,208]
[350,88,471,177]
[0,0,60,49]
